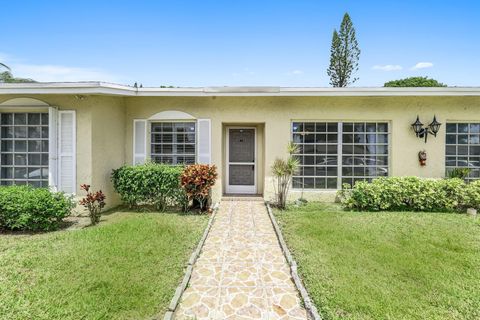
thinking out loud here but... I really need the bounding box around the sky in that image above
[1,0,480,87]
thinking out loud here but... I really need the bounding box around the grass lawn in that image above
[275,203,480,320]
[0,211,208,320]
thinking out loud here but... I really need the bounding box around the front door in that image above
[226,127,256,194]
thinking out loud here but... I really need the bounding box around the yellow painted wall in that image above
[89,96,126,205]
[124,96,480,202]
[1,94,479,206]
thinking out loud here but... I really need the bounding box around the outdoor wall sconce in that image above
[418,150,427,166]
[411,115,442,143]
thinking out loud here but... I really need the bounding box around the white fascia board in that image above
[0,82,137,96]
[278,87,480,96]
[136,87,204,96]
[133,86,480,96]
[1,82,480,96]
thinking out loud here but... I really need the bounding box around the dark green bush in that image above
[0,186,75,231]
[338,177,471,212]
[384,76,446,87]
[111,163,187,210]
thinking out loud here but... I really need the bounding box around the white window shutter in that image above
[197,119,211,164]
[133,120,147,164]
[48,107,58,191]
[57,111,76,194]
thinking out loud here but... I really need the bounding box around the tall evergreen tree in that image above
[327,13,360,87]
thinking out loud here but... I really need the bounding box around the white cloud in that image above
[0,52,122,83]
[232,68,256,77]
[0,52,12,63]
[411,62,434,70]
[372,64,402,71]
[12,64,122,83]
[284,69,304,76]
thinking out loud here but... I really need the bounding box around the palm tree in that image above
[0,62,11,71]
[0,63,35,83]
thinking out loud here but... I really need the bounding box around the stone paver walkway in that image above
[174,198,307,320]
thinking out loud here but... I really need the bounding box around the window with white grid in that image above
[292,122,339,189]
[341,122,389,186]
[291,121,389,189]
[445,123,480,181]
[150,122,196,165]
[0,113,49,187]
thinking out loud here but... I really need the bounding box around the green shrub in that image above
[465,180,480,209]
[111,162,187,210]
[0,186,75,231]
[447,167,471,179]
[271,142,300,210]
[338,177,468,212]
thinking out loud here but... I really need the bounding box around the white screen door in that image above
[226,127,256,194]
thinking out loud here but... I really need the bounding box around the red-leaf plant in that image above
[180,164,217,212]
[79,184,106,225]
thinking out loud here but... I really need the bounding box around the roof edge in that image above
[1,82,480,96]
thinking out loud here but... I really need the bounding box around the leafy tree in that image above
[327,13,360,87]
[384,76,446,87]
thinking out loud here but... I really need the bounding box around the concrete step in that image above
[222,195,264,202]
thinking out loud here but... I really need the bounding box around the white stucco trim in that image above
[0,97,49,106]
[48,106,58,191]
[1,82,480,97]
[148,110,195,120]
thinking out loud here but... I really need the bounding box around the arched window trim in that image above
[148,110,195,121]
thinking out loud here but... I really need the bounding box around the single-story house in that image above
[0,82,479,207]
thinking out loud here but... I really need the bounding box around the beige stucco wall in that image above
[90,96,126,205]
[124,96,480,203]
[0,94,125,208]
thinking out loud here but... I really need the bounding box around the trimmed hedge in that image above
[0,186,75,231]
[111,163,187,210]
[338,177,480,212]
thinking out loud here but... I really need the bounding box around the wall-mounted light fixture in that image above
[411,115,441,143]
